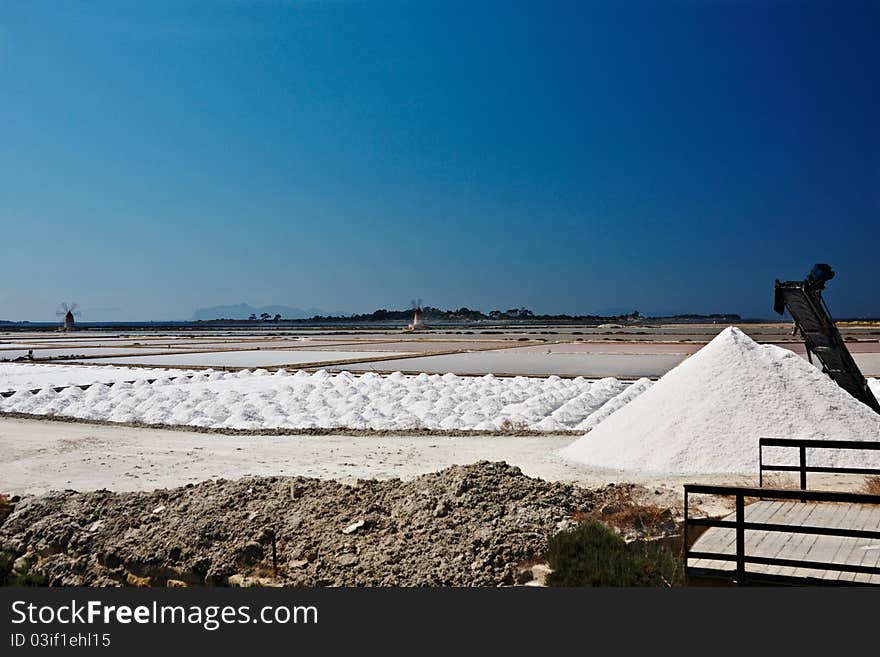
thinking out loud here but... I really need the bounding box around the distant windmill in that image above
[56,302,81,331]
[406,298,427,332]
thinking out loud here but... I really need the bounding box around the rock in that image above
[454,477,472,496]
[342,520,365,535]
[166,579,188,588]
[555,518,576,532]
[226,573,281,588]
[237,541,264,562]
[35,545,57,558]
[124,572,151,587]
[227,574,247,587]
[337,553,358,567]
[256,528,275,544]
[12,554,32,575]
[529,564,553,586]
[514,567,534,585]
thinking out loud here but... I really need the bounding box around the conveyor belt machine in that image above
[774,264,880,414]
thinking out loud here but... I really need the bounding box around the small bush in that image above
[9,572,48,587]
[576,503,674,536]
[546,520,683,587]
[0,552,11,580]
[0,551,47,587]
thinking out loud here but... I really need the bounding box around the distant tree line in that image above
[286,307,742,323]
[198,306,743,323]
[306,306,639,322]
[246,313,283,321]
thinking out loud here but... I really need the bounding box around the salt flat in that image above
[61,349,409,368]
[329,351,686,377]
[4,323,878,377]
[0,347,181,360]
[0,416,751,496]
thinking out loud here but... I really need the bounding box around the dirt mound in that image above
[0,462,621,587]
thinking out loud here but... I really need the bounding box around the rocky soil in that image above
[0,461,642,587]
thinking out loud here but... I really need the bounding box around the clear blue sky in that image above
[1,0,877,321]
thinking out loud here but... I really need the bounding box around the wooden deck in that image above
[688,500,880,584]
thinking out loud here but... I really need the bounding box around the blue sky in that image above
[1,0,877,321]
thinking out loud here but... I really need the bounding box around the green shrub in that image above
[0,551,47,587]
[0,552,11,582]
[11,572,48,587]
[546,520,682,587]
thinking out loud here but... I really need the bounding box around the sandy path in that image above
[0,416,763,497]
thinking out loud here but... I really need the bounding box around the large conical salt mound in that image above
[560,327,880,474]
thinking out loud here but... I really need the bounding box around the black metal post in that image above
[735,493,745,585]
[683,490,689,576]
[799,445,807,501]
[758,442,763,489]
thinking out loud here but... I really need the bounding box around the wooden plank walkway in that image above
[688,500,880,584]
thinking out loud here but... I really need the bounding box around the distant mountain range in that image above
[191,303,330,321]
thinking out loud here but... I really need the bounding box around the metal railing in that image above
[758,437,880,492]
[683,484,880,585]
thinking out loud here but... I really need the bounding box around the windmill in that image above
[406,298,427,332]
[56,302,81,331]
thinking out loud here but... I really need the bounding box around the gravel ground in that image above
[1,462,634,587]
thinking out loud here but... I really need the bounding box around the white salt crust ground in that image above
[0,366,650,432]
[561,327,880,474]
[0,363,196,394]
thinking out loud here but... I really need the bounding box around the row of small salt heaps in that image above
[560,327,880,473]
[0,367,648,432]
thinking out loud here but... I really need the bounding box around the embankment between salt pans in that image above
[0,410,582,437]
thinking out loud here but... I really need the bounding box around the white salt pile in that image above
[576,377,653,431]
[0,365,646,432]
[560,327,880,474]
